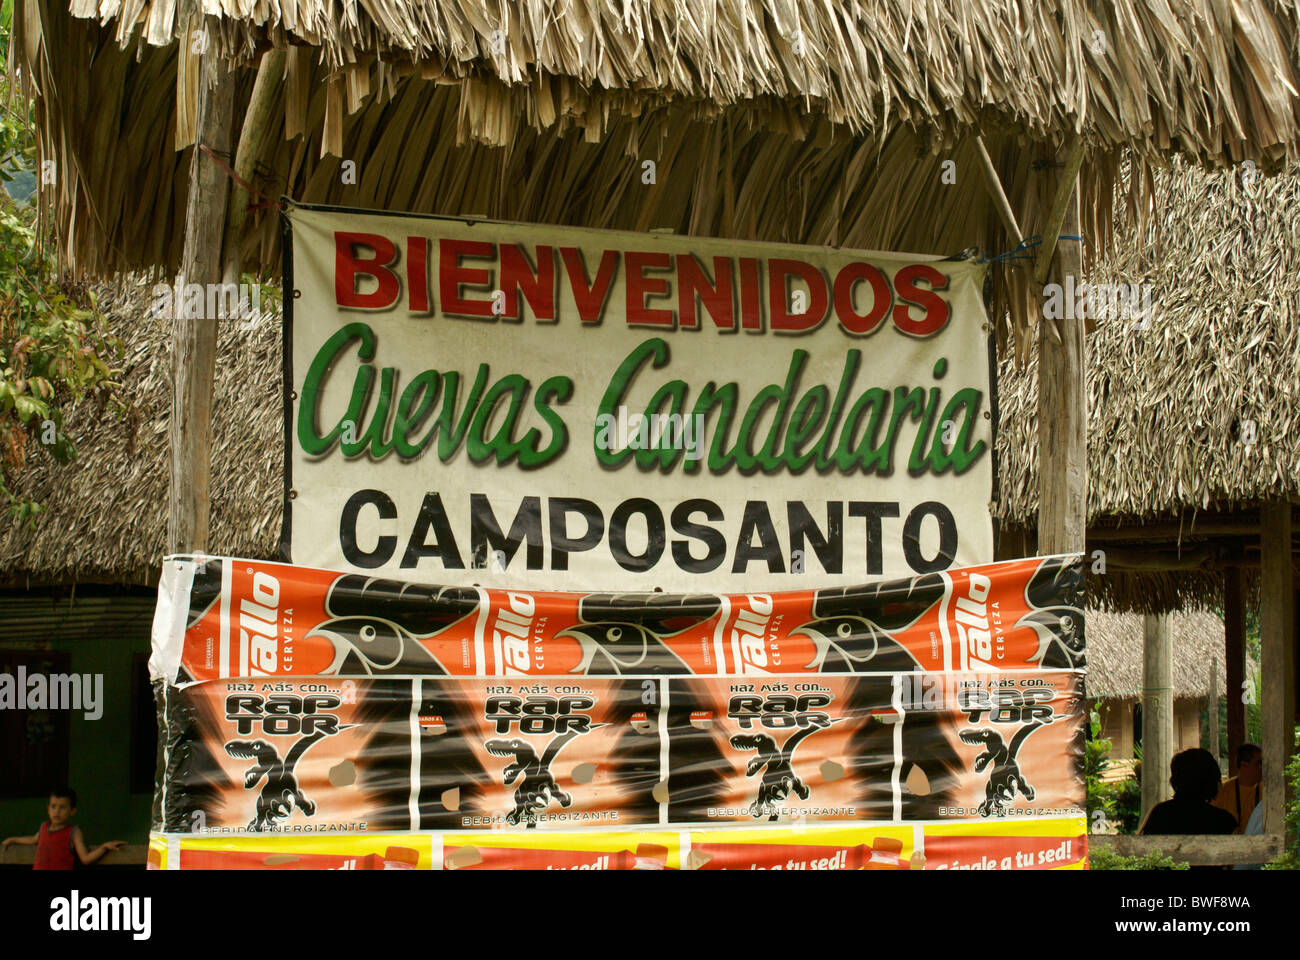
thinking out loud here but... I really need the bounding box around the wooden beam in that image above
[1087,520,1266,540]
[1090,545,1213,572]
[167,45,235,555]
[1260,500,1297,836]
[1035,141,1086,556]
[1141,613,1174,820]
[1208,655,1220,763]
[1091,834,1282,867]
[1032,136,1087,286]
[974,136,1023,243]
[1224,565,1246,773]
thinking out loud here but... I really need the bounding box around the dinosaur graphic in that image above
[793,575,945,672]
[730,726,823,821]
[224,733,326,831]
[305,575,479,676]
[485,731,583,826]
[959,722,1045,817]
[556,595,720,675]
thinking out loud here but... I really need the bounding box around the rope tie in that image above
[977,234,1086,265]
[198,142,286,212]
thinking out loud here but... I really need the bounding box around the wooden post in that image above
[1036,140,1087,555]
[1207,657,1219,764]
[1141,613,1174,819]
[1259,500,1296,837]
[223,48,285,284]
[1224,565,1246,773]
[167,44,235,555]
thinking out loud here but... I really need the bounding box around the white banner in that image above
[285,205,995,591]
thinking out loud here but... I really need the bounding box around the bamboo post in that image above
[1141,613,1174,818]
[974,136,1023,243]
[168,41,235,555]
[1208,656,1219,763]
[1035,138,1087,555]
[1259,500,1296,837]
[1224,565,1247,773]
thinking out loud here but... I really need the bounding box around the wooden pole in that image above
[1036,140,1087,555]
[1259,500,1296,837]
[1141,613,1174,819]
[1208,656,1220,764]
[223,48,286,284]
[167,43,235,555]
[974,136,1023,243]
[1224,565,1246,773]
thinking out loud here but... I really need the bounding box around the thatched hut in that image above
[3,0,1298,862]
[1087,609,1231,765]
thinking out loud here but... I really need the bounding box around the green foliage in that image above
[1264,750,1300,870]
[1089,847,1189,871]
[0,16,125,520]
[1085,710,1144,835]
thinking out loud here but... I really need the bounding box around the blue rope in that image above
[977,234,1086,265]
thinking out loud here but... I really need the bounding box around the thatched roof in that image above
[997,158,1300,526]
[1085,608,1235,701]
[4,165,1299,602]
[9,0,1300,300]
[994,157,1299,609]
[0,284,282,587]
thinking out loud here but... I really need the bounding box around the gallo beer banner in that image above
[285,205,995,591]
[150,554,1085,686]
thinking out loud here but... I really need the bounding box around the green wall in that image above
[0,628,154,845]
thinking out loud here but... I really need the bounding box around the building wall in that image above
[1093,697,1205,761]
[0,613,154,846]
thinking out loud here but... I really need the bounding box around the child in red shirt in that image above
[2,787,124,869]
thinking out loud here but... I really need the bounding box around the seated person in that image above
[1140,748,1238,836]
[1212,743,1261,835]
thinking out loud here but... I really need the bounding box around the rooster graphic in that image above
[555,595,720,674]
[793,574,945,672]
[1018,556,1086,669]
[304,575,478,676]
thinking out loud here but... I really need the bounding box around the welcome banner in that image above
[284,205,995,591]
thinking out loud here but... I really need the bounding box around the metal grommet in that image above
[293,289,302,299]
[983,411,991,419]
[290,391,298,401]
[288,489,298,500]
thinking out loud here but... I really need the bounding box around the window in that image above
[0,650,71,798]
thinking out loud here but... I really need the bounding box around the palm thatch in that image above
[1085,608,1234,701]
[8,0,1300,337]
[995,157,1300,609]
[0,283,283,587]
[998,158,1300,524]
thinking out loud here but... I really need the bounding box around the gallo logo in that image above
[241,571,283,675]
[485,695,594,735]
[727,693,832,730]
[224,694,343,736]
[953,574,996,667]
[494,593,539,675]
[732,595,774,672]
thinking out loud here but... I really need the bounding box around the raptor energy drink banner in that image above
[153,672,1083,833]
[285,205,994,591]
[150,554,1084,687]
[666,672,1084,825]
